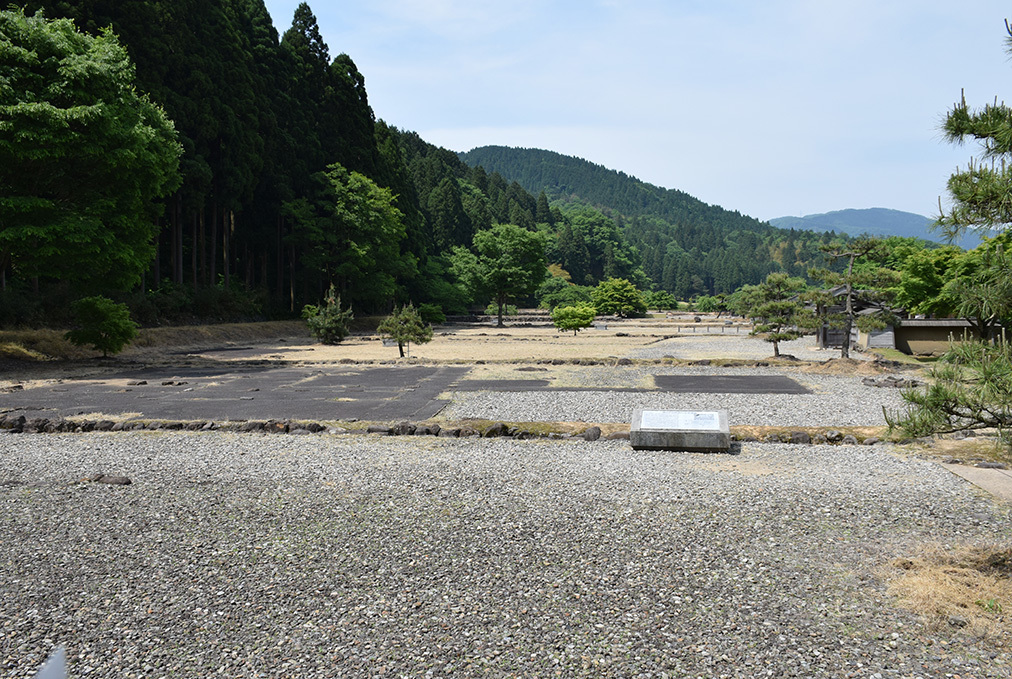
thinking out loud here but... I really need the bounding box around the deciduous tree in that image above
[65,296,138,357]
[552,304,596,336]
[450,224,548,327]
[285,162,409,307]
[591,278,647,317]
[643,290,677,311]
[0,8,181,292]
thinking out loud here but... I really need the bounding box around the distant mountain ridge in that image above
[458,145,770,232]
[769,208,979,249]
[457,145,850,296]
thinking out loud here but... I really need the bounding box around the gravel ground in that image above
[442,367,908,426]
[2,432,1009,678]
[626,335,870,362]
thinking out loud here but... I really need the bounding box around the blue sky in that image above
[263,1,1012,222]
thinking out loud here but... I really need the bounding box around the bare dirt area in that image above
[3,315,900,380]
[182,322,686,364]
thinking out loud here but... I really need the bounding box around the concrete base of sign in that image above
[630,409,730,452]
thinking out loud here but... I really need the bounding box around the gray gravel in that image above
[2,432,1010,678]
[442,367,908,426]
[627,335,871,362]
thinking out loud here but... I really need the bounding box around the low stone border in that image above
[0,412,910,449]
[0,413,617,442]
[742,430,880,446]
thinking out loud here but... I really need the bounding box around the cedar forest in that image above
[0,0,966,328]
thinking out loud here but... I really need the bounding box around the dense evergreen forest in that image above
[3,2,849,327]
[459,146,846,298]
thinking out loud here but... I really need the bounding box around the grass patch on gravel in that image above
[866,347,941,366]
[731,425,887,442]
[904,437,1012,465]
[890,544,1012,645]
[0,329,89,361]
[131,320,309,348]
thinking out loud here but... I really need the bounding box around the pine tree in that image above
[377,303,433,357]
[746,273,808,357]
[809,238,899,359]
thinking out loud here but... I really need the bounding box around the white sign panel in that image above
[640,410,721,431]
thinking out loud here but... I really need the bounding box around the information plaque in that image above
[640,410,721,431]
[630,408,730,452]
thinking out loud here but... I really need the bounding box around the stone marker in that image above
[630,409,730,452]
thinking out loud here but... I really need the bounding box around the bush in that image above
[485,302,518,316]
[552,304,597,335]
[302,285,354,344]
[591,278,646,317]
[64,296,138,356]
[418,303,446,325]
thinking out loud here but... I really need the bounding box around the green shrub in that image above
[552,304,597,335]
[643,290,678,311]
[302,284,354,344]
[485,302,518,316]
[64,296,138,356]
[418,303,446,325]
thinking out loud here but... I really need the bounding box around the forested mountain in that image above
[770,208,980,249]
[3,3,853,327]
[460,146,767,230]
[459,146,844,298]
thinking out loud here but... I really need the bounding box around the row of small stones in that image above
[308,356,805,367]
[0,412,895,446]
[0,413,612,441]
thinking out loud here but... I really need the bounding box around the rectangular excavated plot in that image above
[653,375,810,394]
[452,380,550,391]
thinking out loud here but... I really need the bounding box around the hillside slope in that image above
[459,145,768,233]
[458,145,843,297]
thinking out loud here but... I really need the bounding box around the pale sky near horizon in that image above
[263,1,1012,222]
